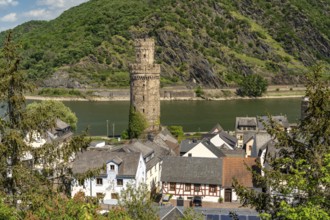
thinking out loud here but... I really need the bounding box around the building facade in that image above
[129,38,160,132]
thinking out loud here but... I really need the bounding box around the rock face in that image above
[129,38,160,132]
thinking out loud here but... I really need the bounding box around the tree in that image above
[167,125,184,138]
[0,32,90,211]
[237,74,268,97]
[234,65,330,219]
[118,183,158,220]
[128,107,148,139]
[26,100,78,130]
[180,207,204,220]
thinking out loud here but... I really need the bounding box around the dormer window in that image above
[110,165,115,171]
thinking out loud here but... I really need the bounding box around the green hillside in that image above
[1,0,329,89]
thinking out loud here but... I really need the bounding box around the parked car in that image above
[161,194,171,205]
[191,196,202,207]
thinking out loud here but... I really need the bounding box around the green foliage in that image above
[128,107,148,139]
[167,125,184,138]
[0,198,18,220]
[26,100,78,130]
[38,88,83,97]
[119,183,158,220]
[1,0,326,88]
[237,74,268,97]
[195,86,204,97]
[0,32,91,215]
[234,65,330,219]
[180,208,203,220]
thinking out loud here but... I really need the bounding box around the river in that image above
[55,98,301,136]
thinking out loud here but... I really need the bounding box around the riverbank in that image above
[25,86,306,102]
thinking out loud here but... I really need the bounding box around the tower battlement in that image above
[134,38,156,65]
[129,64,160,74]
[134,38,155,48]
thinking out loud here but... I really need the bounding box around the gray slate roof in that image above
[161,156,222,185]
[220,148,245,157]
[159,205,184,220]
[72,150,141,178]
[120,141,154,158]
[218,131,237,148]
[208,123,224,134]
[236,117,257,129]
[180,139,200,154]
[258,115,290,131]
[251,133,272,157]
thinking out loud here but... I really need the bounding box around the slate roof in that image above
[222,157,257,188]
[218,131,237,148]
[243,133,255,145]
[180,139,200,154]
[55,119,70,130]
[251,133,272,157]
[159,205,184,220]
[220,148,245,158]
[208,123,224,134]
[161,156,222,185]
[236,117,257,130]
[257,115,290,131]
[143,140,174,170]
[71,150,141,178]
[153,128,180,155]
[120,141,154,158]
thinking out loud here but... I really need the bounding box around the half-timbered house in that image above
[161,156,223,203]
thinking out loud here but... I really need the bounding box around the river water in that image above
[55,98,301,136]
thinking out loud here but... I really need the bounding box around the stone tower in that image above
[129,38,160,132]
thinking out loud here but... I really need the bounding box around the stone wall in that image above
[130,38,161,131]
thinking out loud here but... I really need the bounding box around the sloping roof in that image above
[71,150,141,178]
[161,157,222,185]
[121,141,154,158]
[180,139,200,153]
[209,123,224,134]
[159,205,184,220]
[218,131,237,148]
[222,157,257,188]
[153,128,180,155]
[220,148,245,158]
[243,133,255,145]
[144,140,174,170]
[236,117,257,129]
[251,132,272,157]
[55,119,70,130]
[257,115,290,131]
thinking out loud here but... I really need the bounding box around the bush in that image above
[237,74,268,97]
[167,125,184,138]
[218,197,224,203]
[195,86,204,97]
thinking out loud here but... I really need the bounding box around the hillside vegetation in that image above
[0,0,329,89]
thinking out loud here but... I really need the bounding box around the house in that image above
[222,157,259,202]
[114,139,175,194]
[208,131,237,149]
[243,133,255,157]
[258,115,291,133]
[235,117,258,148]
[179,139,200,156]
[161,156,223,203]
[161,156,259,204]
[181,140,225,158]
[71,150,146,205]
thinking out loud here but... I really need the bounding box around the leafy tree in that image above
[234,65,330,219]
[195,86,204,98]
[118,183,158,220]
[128,107,148,139]
[180,207,203,220]
[167,125,184,138]
[0,32,90,212]
[237,74,268,97]
[26,100,78,130]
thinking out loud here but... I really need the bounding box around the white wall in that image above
[210,134,232,149]
[182,142,217,158]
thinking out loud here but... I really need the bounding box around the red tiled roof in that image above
[222,157,257,188]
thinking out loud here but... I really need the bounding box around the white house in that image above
[71,150,146,205]
[181,140,225,158]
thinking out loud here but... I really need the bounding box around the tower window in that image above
[153,108,155,112]
[143,96,145,101]
[143,109,145,113]
[143,54,146,58]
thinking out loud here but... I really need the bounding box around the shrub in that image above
[237,74,268,97]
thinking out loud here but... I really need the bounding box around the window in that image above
[117,179,123,186]
[110,165,115,171]
[170,183,176,191]
[96,178,103,185]
[209,185,216,193]
[194,184,200,192]
[143,54,146,58]
[185,183,191,191]
[111,193,119,199]
[188,153,192,157]
[143,95,145,101]
[142,108,145,113]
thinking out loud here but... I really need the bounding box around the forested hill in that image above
[0,0,329,89]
